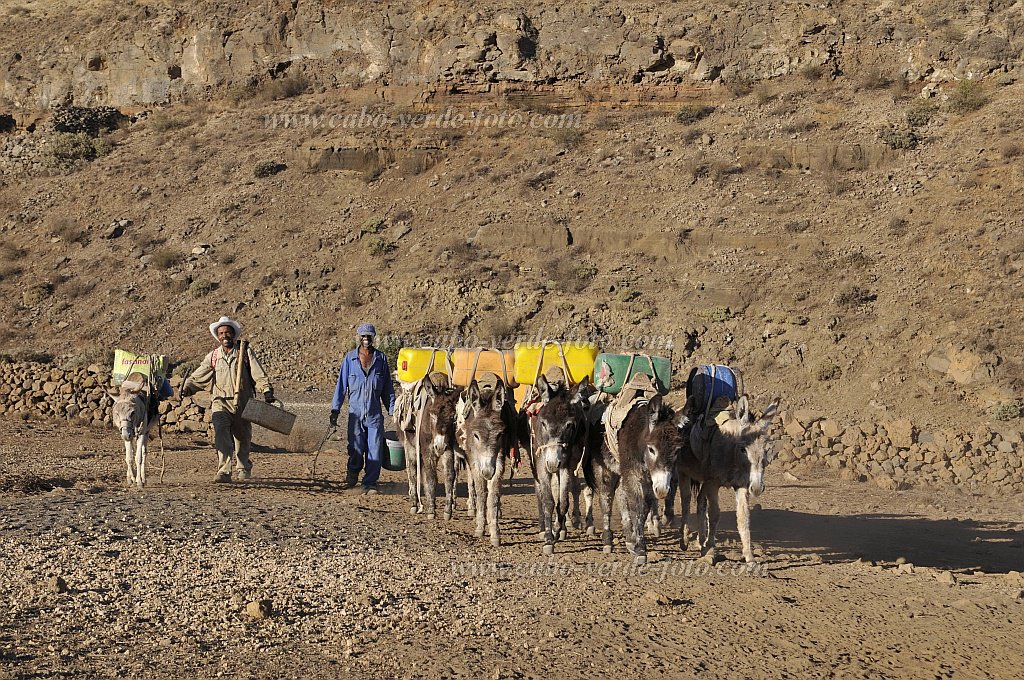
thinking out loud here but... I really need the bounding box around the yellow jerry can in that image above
[451,348,516,387]
[513,341,600,386]
[395,347,452,384]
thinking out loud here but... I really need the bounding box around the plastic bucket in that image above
[383,433,406,472]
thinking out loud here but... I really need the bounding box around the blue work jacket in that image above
[331,348,396,419]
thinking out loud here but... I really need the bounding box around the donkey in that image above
[461,378,516,547]
[413,377,462,520]
[110,375,160,489]
[524,375,594,554]
[676,396,779,563]
[584,394,685,564]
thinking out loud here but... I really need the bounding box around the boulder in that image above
[886,419,916,449]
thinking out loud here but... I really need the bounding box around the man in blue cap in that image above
[330,323,396,493]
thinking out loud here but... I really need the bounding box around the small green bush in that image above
[702,306,733,323]
[946,80,988,115]
[992,400,1022,421]
[905,101,938,128]
[361,217,386,235]
[45,132,112,169]
[878,125,918,150]
[188,279,213,298]
[675,104,715,125]
[573,263,598,283]
[22,281,54,306]
[367,238,396,257]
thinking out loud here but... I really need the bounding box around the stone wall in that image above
[774,411,1024,494]
[0,360,212,435]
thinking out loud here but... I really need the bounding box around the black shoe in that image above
[363,485,379,495]
[342,473,359,489]
[214,473,232,484]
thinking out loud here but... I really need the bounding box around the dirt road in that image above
[1,418,1022,678]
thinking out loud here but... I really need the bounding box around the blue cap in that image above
[356,323,376,336]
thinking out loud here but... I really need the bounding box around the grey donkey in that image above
[675,395,779,563]
[462,378,517,547]
[524,375,595,555]
[584,394,686,564]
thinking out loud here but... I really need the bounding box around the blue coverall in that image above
[331,348,396,487]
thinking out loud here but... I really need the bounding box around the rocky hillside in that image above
[0,0,1022,434]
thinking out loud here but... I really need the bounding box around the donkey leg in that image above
[696,485,710,551]
[537,478,555,554]
[556,469,571,541]
[472,470,487,538]
[599,473,616,553]
[735,488,757,563]
[619,484,647,563]
[124,440,134,486]
[663,471,678,528]
[581,483,595,536]
[679,477,693,551]
[405,444,419,514]
[487,465,503,547]
[136,434,148,489]
[424,450,439,520]
[466,469,477,517]
[441,450,456,521]
[569,471,582,530]
[699,485,721,562]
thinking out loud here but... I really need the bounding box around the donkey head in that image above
[533,375,588,475]
[640,394,687,500]
[464,379,512,481]
[730,396,779,497]
[111,390,147,442]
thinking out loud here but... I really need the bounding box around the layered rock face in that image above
[1,1,1020,112]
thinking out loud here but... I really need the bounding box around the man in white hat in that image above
[182,316,274,483]
[329,322,396,493]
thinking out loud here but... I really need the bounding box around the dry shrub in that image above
[59,277,96,299]
[262,76,309,101]
[834,285,876,307]
[946,80,988,115]
[800,63,827,81]
[727,77,754,97]
[545,255,597,293]
[54,219,92,245]
[856,67,891,91]
[905,101,938,128]
[675,104,715,125]
[524,168,557,190]
[545,127,585,149]
[1000,142,1022,160]
[151,247,183,269]
[148,110,190,132]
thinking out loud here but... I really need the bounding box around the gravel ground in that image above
[2,417,1023,679]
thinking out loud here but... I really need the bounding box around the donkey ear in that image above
[467,381,480,406]
[675,412,691,431]
[494,383,507,409]
[537,375,552,403]
[571,376,590,405]
[648,394,663,431]
[736,395,751,423]
[756,401,779,434]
